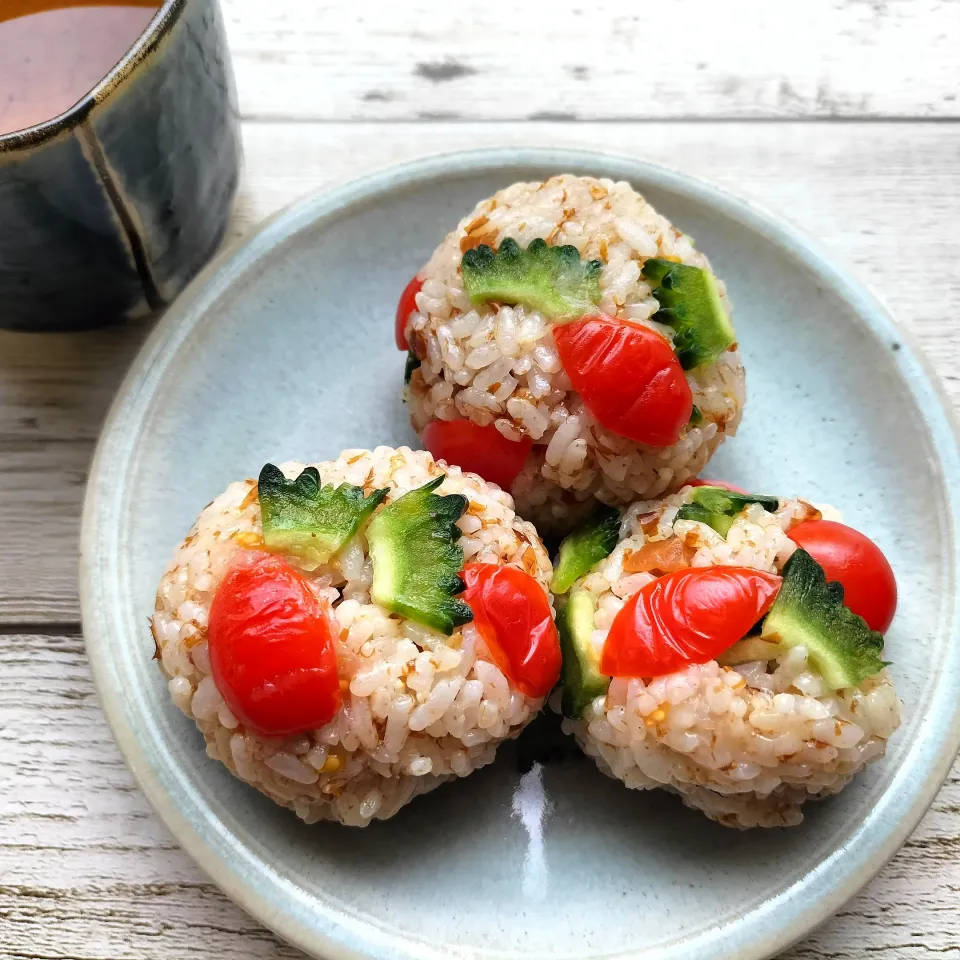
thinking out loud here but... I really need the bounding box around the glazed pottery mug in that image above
[0,0,241,331]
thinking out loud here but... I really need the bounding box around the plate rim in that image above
[80,145,960,960]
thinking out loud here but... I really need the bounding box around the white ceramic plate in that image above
[81,148,960,960]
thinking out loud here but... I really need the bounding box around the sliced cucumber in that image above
[258,464,387,570]
[761,549,887,690]
[558,590,609,719]
[367,476,473,635]
[642,258,736,369]
[551,505,621,595]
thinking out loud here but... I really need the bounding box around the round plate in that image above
[81,148,960,960]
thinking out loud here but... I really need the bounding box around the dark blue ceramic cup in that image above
[0,0,241,331]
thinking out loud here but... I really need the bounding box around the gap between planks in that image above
[0,622,82,636]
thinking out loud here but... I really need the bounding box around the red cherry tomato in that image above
[688,478,748,494]
[787,520,897,633]
[209,553,341,738]
[395,276,423,350]
[462,563,561,698]
[423,419,533,490]
[553,314,693,447]
[600,566,781,678]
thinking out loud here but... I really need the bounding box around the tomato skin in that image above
[208,553,341,738]
[553,314,693,447]
[395,276,423,350]
[687,478,748,494]
[787,520,897,633]
[423,419,532,491]
[462,563,561,698]
[600,566,781,678]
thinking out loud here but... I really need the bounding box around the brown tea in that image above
[0,0,159,135]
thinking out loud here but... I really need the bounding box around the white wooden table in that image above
[3,1,960,956]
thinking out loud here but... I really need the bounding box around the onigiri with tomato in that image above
[399,174,745,533]
[151,446,560,826]
[551,483,901,828]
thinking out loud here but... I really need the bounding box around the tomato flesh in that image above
[395,276,423,350]
[462,563,561,698]
[622,537,695,576]
[423,419,532,491]
[600,566,781,678]
[787,520,897,633]
[553,314,693,447]
[208,553,341,738]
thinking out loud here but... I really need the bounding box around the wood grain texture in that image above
[4,1,960,950]
[0,323,152,623]
[220,0,960,121]
[2,629,960,959]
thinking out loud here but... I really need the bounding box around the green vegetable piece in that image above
[550,505,621,594]
[367,476,473,635]
[404,349,421,384]
[689,405,704,427]
[691,485,779,515]
[676,502,734,537]
[461,237,602,322]
[642,258,736,369]
[258,464,388,570]
[761,548,888,691]
[558,590,609,719]
[676,486,779,538]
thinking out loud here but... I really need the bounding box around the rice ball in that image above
[402,174,746,533]
[152,446,558,826]
[553,485,901,828]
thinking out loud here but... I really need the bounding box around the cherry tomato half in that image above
[553,314,693,447]
[209,553,341,738]
[687,478,748,494]
[423,419,533,491]
[600,566,781,678]
[462,563,561,698]
[395,276,423,350]
[787,520,897,633]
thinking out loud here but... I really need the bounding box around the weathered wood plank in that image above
[1,120,958,624]
[0,323,152,623]
[1,630,959,959]
[4,3,960,955]
[219,0,960,121]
